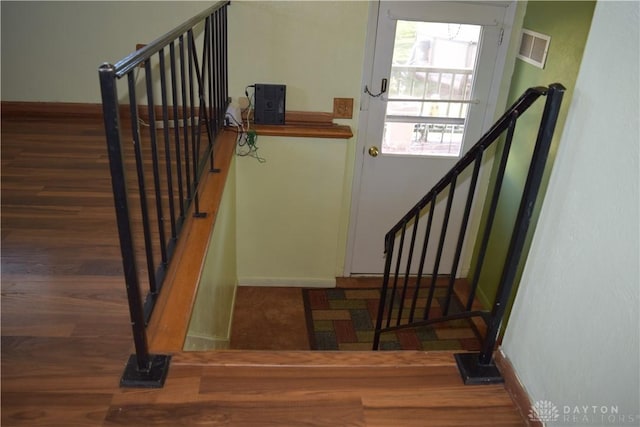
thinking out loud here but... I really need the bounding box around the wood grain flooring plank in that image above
[361,385,521,408]
[363,406,524,427]
[197,365,465,398]
[172,349,459,367]
[105,398,366,427]
[1,336,130,393]
[2,392,113,427]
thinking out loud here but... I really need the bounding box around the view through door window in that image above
[382,21,481,157]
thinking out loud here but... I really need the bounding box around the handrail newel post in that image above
[454,83,566,384]
[99,63,171,388]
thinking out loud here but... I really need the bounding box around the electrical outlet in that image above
[333,98,354,119]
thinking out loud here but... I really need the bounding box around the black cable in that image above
[243,85,255,114]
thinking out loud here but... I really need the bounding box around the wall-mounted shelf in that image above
[237,111,353,139]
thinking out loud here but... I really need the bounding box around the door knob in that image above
[368,146,380,157]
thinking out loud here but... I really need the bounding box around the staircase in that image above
[0,110,527,425]
[98,0,564,391]
[373,84,565,385]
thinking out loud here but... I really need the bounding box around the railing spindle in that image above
[222,7,229,131]
[409,196,436,323]
[144,59,169,269]
[214,10,222,133]
[207,16,214,135]
[127,72,158,296]
[388,223,407,328]
[169,42,185,222]
[215,12,221,136]
[191,28,215,174]
[179,35,192,201]
[187,29,203,217]
[423,177,457,320]
[397,211,420,325]
[158,48,178,243]
[373,234,395,349]
[443,153,482,316]
[207,14,219,172]
[466,114,518,311]
[187,29,197,181]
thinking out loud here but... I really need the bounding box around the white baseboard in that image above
[238,277,336,288]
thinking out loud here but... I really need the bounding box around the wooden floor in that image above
[1,113,525,426]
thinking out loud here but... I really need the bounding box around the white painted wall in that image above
[185,157,237,351]
[0,1,207,103]
[235,136,349,287]
[227,1,367,113]
[502,2,639,423]
[228,1,368,286]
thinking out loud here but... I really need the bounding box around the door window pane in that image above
[382,21,481,157]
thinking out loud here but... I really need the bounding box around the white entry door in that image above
[348,1,513,275]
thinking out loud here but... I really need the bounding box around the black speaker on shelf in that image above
[254,84,286,125]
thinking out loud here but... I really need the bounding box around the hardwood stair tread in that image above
[171,349,464,367]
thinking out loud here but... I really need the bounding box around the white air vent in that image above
[517,29,551,69]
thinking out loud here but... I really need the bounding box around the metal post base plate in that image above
[454,352,504,385]
[120,354,171,388]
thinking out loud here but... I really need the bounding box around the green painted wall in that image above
[185,158,237,350]
[470,1,595,316]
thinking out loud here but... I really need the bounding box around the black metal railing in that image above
[98,1,230,388]
[372,84,565,384]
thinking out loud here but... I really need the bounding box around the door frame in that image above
[344,0,519,276]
